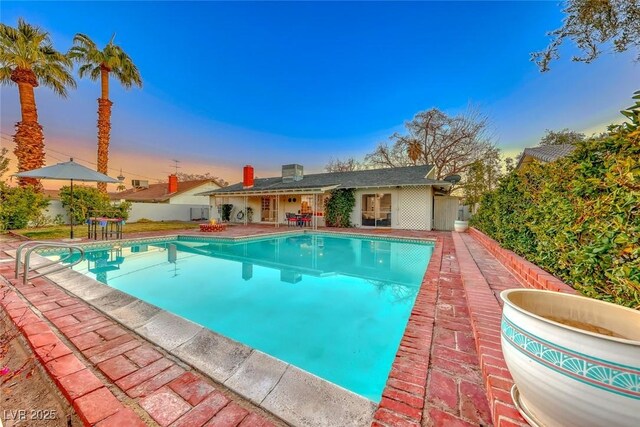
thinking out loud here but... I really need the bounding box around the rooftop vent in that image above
[282,164,303,182]
[131,179,149,189]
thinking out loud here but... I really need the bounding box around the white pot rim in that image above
[501,288,640,346]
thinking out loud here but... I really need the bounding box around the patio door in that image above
[361,193,392,227]
[261,196,277,222]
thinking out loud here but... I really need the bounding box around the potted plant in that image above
[501,289,639,427]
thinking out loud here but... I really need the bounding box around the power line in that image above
[0,133,163,182]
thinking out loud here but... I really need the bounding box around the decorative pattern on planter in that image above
[501,316,640,399]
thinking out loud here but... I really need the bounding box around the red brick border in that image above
[468,228,575,294]
[372,237,442,427]
[0,259,279,427]
[451,232,528,427]
[0,288,146,426]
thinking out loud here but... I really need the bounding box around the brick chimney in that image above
[243,165,254,188]
[168,174,178,193]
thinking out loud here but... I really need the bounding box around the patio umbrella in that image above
[15,158,119,239]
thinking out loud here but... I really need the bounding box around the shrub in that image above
[324,189,355,228]
[0,183,50,230]
[59,186,132,223]
[472,94,640,308]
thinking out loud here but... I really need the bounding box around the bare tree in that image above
[540,128,586,146]
[324,157,364,172]
[174,172,228,186]
[533,0,640,72]
[364,108,496,180]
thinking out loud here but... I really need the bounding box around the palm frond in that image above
[0,66,12,86]
[78,63,100,80]
[0,19,74,97]
[89,66,101,81]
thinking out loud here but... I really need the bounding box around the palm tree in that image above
[0,19,76,188]
[69,33,142,193]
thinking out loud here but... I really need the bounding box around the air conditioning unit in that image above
[131,179,149,188]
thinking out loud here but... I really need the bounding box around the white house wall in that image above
[211,195,327,225]
[351,186,432,231]
[210,186,433,230]
[44,200,208,223]
[169,182,221,205]
[210,196,261,223]
[398,186,432,230]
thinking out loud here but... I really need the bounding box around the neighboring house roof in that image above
[200,165,450,196]
[516,144,576,169]
[111,179,219,202]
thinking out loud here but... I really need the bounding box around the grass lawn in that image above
[11,220,201,240]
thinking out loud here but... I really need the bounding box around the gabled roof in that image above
[111,179,220,202]
[200,165,450,196]
[517,144,576,169]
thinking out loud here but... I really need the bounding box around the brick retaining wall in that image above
[468,228,575,294]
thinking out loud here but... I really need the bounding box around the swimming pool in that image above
[52,233,433,401]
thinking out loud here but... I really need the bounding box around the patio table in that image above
[87,217,124,240]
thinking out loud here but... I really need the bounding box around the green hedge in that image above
[0,183,50,230]
[59,185,131,223]
[472,99,640,308]
[324,189,355,228]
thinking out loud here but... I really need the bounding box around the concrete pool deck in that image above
[0,225,557,426]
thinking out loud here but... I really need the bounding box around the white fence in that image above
[45,200,209,223]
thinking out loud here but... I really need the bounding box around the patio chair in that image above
[299,213,312,227]
[286,213,298,227]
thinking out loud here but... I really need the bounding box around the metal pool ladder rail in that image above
[15,241,85,285]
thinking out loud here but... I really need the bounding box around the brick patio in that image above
[0,225,561,426]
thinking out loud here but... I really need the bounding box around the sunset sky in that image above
[1,1,638,189]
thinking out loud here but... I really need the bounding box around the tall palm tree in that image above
[69,33,142,192]
[0,19,76,188]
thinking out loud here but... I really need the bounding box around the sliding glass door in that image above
[361,193,391,227]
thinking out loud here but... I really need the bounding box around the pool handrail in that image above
[15,241,85,285]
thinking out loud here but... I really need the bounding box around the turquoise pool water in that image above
[54,233,433,401]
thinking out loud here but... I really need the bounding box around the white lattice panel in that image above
[398,186,431,230]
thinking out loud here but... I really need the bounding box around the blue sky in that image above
[0,1,638,185]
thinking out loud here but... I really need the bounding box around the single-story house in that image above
[199,164,457,230]
[110,175,223,204]
[516,144,575,170]
[108,175,225,222]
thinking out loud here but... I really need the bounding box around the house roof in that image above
[517,144,576,169]
[200,165,450,196]
[111,179,220,202]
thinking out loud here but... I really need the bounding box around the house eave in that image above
[204,185,339,197]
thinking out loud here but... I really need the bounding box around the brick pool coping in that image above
[3,226,560,427]
[3,229,440,427]
[468,228,575,294]
[0,286,147,426]
[0,265,279,427]
[454,229,577,427]
[372,235,442,426]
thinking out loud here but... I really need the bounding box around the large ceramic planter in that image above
[500,289,640,427]
[454,220,469,232]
